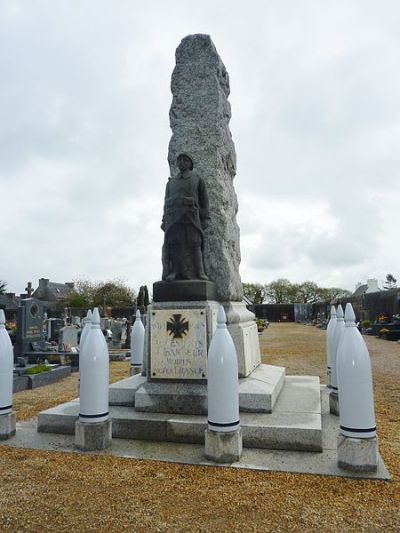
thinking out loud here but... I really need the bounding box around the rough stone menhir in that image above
[168,34,242,302]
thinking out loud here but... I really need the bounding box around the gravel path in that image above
[0,324,399,532]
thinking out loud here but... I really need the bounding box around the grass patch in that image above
[25,364,52,375]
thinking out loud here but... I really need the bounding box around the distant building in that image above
[0,293,19,320]
[31,278,74,312]
[353,279,381,297]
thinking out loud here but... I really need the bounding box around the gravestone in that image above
[101,318,112,332]
[71,316,81,326]
[110,320,123,349]
[120,319,128,345]
[58,325,79,352]
[14,298,45,359]
[49,318,65,342]
[150,34,260,379]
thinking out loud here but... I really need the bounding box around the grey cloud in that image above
[1,1,400,293]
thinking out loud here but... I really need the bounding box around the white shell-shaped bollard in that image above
[331,304,345,390]
[79,309,93,350]
[337,303,376,439]
[326,305,337,387]
[79,308,109,423]
[207,306,240,433]
[131,310,145,370]
[0,310,14,416]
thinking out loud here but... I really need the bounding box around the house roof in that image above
[46,282,74,299]
[0,294,19,310]
[32,280,74,302]
[353,284,368,297]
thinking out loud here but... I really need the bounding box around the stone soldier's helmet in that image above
[177,153,194,170]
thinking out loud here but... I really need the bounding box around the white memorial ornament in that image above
[207,306,240,433]
[79,308,109,424]
[331,304,345,391]
[337,303,376,439]
[326,305,337,387]
[131,309,145,371]
[0,310,13,417]
[79,309,93,350]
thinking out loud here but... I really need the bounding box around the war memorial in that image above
[1,35,389,479]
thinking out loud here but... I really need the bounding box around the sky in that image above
[1,0,399,296]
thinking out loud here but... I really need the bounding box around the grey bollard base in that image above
[75,418,112,451]
[329,390,339,415]
[130,365,142,377]
[204,427,243,463]
[0,412,16,440]
[337,434,378,472]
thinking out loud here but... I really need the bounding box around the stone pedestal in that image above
[0,412,16,440]
[224,302,261,377]
[329,390,339,415]
[75,418,112,451]
[153,280,217,302]
[205,427,243,463]
[337,434,378,472]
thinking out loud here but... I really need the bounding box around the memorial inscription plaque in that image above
[150,308,208,380]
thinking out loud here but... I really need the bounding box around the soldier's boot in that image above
[161,243,170,280]
[166,245,180,281]
[194,248,208,281]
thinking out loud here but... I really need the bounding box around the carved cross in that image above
[166,314,189,339]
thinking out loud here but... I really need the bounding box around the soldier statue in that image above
[161,153,209,281]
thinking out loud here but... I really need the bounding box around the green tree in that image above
[263,278,351,304]
[0,280,7,295]
[137,286,145,308]
[143,285,150,307]
[63,279,96,309]
[63,279,136,310]
[292,281,321,303]
[242,283,266,304]
[384,273,397,290]
[318,287,352,302]
[265,278,296,303]
[93,280,136,309]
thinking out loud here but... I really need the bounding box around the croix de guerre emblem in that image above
[166,314,189,338]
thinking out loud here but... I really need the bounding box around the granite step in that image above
[37,375,322,452]
[109,363,286,414]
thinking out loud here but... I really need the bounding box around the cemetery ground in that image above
[1,325,399,532]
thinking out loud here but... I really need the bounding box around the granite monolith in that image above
[168,34,242,302]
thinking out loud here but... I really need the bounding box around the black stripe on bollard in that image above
[79,412,109,419]
[0,405,12,411]
[340,425,376,433]
[208,420,240,428]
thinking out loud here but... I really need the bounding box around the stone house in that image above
[0,293,19,321]
[32,278,75,312]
